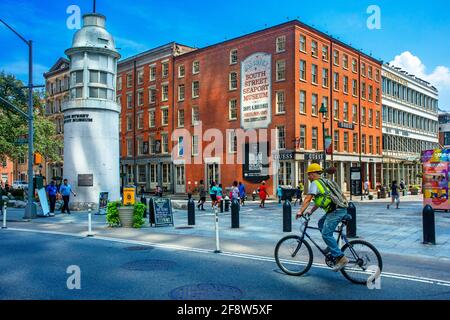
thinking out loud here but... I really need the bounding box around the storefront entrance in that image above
[175,165,185,194]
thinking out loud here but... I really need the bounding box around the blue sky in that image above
[1,0,449,109]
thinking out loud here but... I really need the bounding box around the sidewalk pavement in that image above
[2,196,450,262]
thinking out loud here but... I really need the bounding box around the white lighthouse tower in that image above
[62,12,121,210]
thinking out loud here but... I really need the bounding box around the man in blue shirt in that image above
[238,182,246,206]
[59,179,76,214]
[46,180,58,214]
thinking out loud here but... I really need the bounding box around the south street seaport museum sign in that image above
[241,52,272,130]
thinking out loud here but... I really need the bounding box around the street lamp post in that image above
[319,103,328,171]
[0,18,36,219]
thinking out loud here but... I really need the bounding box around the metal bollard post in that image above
[283,198,292,232]
[220,198,224,213]
[87,206,93,237]
[225,197,230,212]
[231,198,240,228]
[2,203,6,229]
[214,207,221,253]
[423,205,436,245]
[187,194,195,226]
[346,202,357,238]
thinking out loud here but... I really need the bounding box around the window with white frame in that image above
[333,72,339,90]
[322,97,329,117]
[352,59,357,73]
[312,94,318,116]
[352,79,358,96]
[322,68,328,87]
[361,62,366,77]
[299,35,306,52]
[126,73,132,87]
[334,130,339,152]
[322,45,329,61]
[276,36,286,52]
[162,62,169,78]
[311,40,318,57]
[161,108,169,126]
[229,99,237,120]
[162,84,169,101]
[137,90,144,106]
[126,138,133,157]
[116,95,121,107]
[117,76,122,90]
[300,60,306,81]
[137,137,144,155]
[333,100,339,120]
[229,72,238,90]
[178,65,185,78]
[299,125,306,149]
[161,133,168,153]
[300,90,306,114]
[178,109,185,127]
[333,50,339,65]
[192,106,200,125]
[343,102,349,122]
[127,93,132,109]
[353,133,358,153]
[192,135,199,156]
[149,87,156,104]
[192,81,199,98]
[192,61,200,74]
[126,115,132,131]
[229,130,237,153]
[277,126,285,149]
[137,69,144,84]
[312,127,318,150]
[344,132,349,152]
[352,104,357,124]
[137,112,144,129]
[149,109,155,127]
[178,84,185,101]
[149,135,156,154]
[178,136,184,157]
[276,60,286,81]
[343,54,349,69]
[230,49,238,64]
[276,91,285,113]
[311,64,318,84]
[149,65,156,81]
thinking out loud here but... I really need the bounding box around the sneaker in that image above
[332,256,349,272]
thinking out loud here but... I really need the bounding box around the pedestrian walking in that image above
[295,163,349,271]
[232,181,240,201]
[293,183,304,206]
[59,179,76,214]
[387,180,400,209]
[217,183,223,208]
[238,181,246,206]
[259,181,268,208]
[197,180,207,211]
[45,180,58,215]
[209,181,218,208]
[277,184,282,204]
[364,179,370,198]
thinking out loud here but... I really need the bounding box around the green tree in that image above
[0,71,62,163]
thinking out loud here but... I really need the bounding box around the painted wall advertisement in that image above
[421,149,450,210]
[241,52,272,129]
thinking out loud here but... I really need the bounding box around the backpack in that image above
[317,178,349,210]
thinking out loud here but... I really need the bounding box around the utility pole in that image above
[0,18,44,219]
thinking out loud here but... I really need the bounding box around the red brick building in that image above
[119,21,383,195]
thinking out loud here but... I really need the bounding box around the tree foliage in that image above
[0,72,62,163]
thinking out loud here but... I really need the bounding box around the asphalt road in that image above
[1,230,450,300]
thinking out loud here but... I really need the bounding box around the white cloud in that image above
[390,51,450,110]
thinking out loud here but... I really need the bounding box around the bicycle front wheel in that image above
[340,240,383,285]
[274,235,313,276]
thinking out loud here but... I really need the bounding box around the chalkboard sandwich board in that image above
[149,197,174,227]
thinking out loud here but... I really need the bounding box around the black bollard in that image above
[187,194,195,226]
[225,197,231,212]
[283,198,292,232]
[231,198,240,228]
[220,198,224,213]
[423,205,435,245]
[148,198,155,226]
[346,202,357,238]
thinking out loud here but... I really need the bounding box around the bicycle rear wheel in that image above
[340,240,383,285]
[274,235,313,276]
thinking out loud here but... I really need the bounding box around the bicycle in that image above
[274,212,383,284]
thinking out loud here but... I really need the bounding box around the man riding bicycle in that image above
[295,163,349,271]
